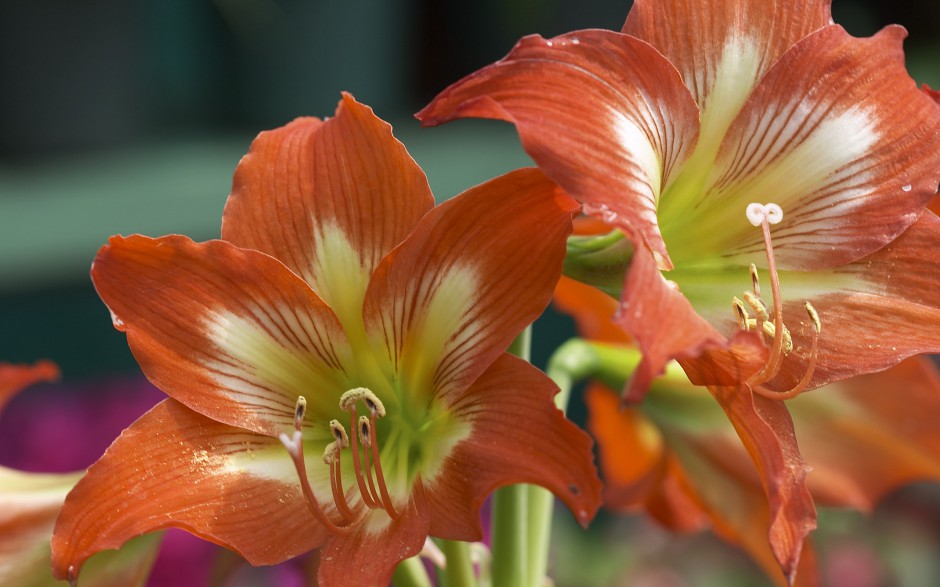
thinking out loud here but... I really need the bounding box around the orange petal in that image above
[362,168,578,405]
[418,30,700,269]
[616,245,724,402]
[51,399,328,581]
[424,354,602,540]
[664,25,940,271]
[317,483,430,587]
[791,357,940,511]
[623,0,830,108]
[707,385,816,583]
[584,385,668,508]
[553,276,629,344]
[0,360,58,414]
[91,234,351,436]
[224,94,434,334]
[763,212,940,392]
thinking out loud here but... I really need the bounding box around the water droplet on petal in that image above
[901,184,912,192]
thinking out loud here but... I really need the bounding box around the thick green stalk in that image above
[441,539,477,587]
[490,327,533,587]
[524,340,584,587]
[393,556,434,587]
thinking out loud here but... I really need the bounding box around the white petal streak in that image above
[611,109,662,200]
[203,303,348,420]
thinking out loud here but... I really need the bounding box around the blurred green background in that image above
[0,1,939,585]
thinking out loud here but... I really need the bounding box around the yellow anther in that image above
[294,396,307,428]
[732,297,750,331]
[805,302,821,333]
[749,263,761,297]
[745,319,793,355]
[742,291,769,322]
[329,419,349,449]
[339,387,386,417]
[322,441,340,465]
[358,415,372,448]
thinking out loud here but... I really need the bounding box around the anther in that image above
[732,297,750,331]
[329,419,349,448]
[358,416,372,448]
[293,396,307,430]
[805,302,821,333]
[339,388,385,417]
[323,441,340,465]
[749,263,761,298]
[743,291,768,321]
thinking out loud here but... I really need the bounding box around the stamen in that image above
[742,291,768,321]
[367,411,400,519]
[358,416,383,506]
[750,302,821,401]
[278,399,349,535]
[323,441,356,522]
[338,387,398,518]
[347,406,380,509]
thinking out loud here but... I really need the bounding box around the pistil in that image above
[278,396,351,535]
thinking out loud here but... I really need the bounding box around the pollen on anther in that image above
[329,419,349,448]
[743,291,768,321]
[732,297,750,330]
[358,416,372,448]
[322,441,340,465]
[294,396,307,425]
[805,302,821,333]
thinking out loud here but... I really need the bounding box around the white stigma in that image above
[746,202,783,226]
[278,430,303,458]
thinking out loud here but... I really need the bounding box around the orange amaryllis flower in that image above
[419,0,940,399]
[51,94,601,586]
[419,0,940,577]
[557,277,940,586]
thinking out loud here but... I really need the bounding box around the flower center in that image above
[731,203,821,400]
[278,388,401,536]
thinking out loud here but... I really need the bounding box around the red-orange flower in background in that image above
[557,277,940,586]
[50,94,601,586]
[1,362,161,587]
[420,0,940,578]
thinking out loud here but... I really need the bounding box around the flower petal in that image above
[706,385,816,583]
[0,468,79,586]
[224,93,435,333]
[423,353,602,540]
[624,0,831,148]
[662,25,940,270]
[317,484,430,587]
[757,212,940,392]
[362,168,578,405]
[791,357,940,511]
[616,245,724,402]
[0,360,58,414]
[51,399,329,581]
[553,276,630,344]
[418,30,700,269]
[91,234,351,436]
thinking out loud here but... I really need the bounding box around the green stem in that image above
[441,540,477,587]
[490,327,532,587]
[524,340,582,587]
[393,556,434,587]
